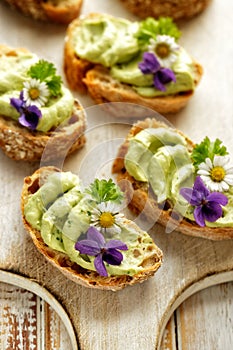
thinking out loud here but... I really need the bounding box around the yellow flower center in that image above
[29,88,40,100]
[210,166,226,182]
[155,43,170,58]
[99,212,115,228]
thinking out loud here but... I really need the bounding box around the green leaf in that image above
[28,60,62,96]
[191,137,228,170]
[86,179,123,204]
[136,17,181,49]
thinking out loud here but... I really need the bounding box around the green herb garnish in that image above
[136,17,181,49]
[28,60,62,96]
[191,137,228,170]
[86,179,123,204]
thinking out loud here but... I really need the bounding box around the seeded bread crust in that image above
[112,118,233,241]
[3,0,83,24]
[0,45,86,161]
[120,0,211,20]
[64,14,203,115]
[21,166,163,291]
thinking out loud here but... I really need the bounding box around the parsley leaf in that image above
[191,137,228,170]
[136,17,181,49]
[86,179,123,204]
[28,60,62,96]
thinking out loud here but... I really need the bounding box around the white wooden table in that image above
[0,0,233,349]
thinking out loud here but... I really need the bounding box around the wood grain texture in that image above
[0,0,233,349]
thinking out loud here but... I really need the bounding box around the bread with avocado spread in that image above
[21,166,163,290]
[3,0,83,24]
[120,0,211,21]
[64,13,203,115]
[112,118,233,240]
[0,45,86,161]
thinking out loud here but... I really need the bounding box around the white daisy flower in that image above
[23,78,49,107]
[148,35,180,68]
[91,202,124,236]
[197,155,233,192]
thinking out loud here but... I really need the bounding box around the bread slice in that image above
[120,0,211,21]
[21,166,163,291]
[0,45,86,161]
[64,13,203,115]
[3,0,83,24]
[112,118,233,241]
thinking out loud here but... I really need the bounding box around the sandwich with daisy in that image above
[21,166,163,290]
[64,14,203,114]
[0,45,86,161]
[112,118,233,240]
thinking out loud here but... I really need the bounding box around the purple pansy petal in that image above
[10,97,24,111]
[139,52,160,74]
[203,202,223,223]
[158,68,176,84]
[193,176,210,197]
[87,226,105,247]
[94,254,108,277]
[105,239,128,250]
[194,206,206,227]
[153,74,166,91]
[180,188,194,203]
[207,192,228,206]
[103,249,123,266]
[75,239,100,256]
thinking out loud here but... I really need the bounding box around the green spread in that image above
[0,51,74,132]
[73,14,197,97]
[24,172,157,276]
[124,127,233,228]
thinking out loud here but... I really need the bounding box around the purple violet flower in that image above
[10,91,42,130]
[138,52,176,92]
[180,176,228,227]
[75,226,128,277]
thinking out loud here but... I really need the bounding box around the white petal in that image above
[197,169,210,176]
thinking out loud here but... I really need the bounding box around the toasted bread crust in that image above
[120,0,211,20]
[64,14,203,115]
[21,166,163,290]
[0,45,86,161]
[4,0,83,24]
[112,118,233,241]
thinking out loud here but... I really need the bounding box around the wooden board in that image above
[0,0,233,349]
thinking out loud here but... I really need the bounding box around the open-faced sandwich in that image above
[0,45,86,161]
[64,13,203,114]
[112,118,233,240]
[3,0,83,24]
[120,0,211,21]
[21,166,163,290]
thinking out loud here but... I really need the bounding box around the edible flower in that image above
[23,78,49,107]
[148,35,179,68]
[139,52,176,91]
[75,226,128,277]
[197,155,233,192]
[10,91,42,130]
[91,202,124,235]
[180,176,228,227]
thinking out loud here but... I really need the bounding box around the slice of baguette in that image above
[3,0,83,24]
[112,118,233,241]
[0,45,86,161]
[64,14,203,115]
[120,0,211,21]
[21,166,163,291]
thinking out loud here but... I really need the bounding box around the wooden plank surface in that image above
[0,0,233,349]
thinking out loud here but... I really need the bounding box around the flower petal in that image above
[207,192,228,206]
[94,254,108,277]
[153,73,166,91]
[75,239,100,256]
[194,206,206,227]
[87,226,105,247]
[105,239,128,250]
[158,68,176,84]
[138,52,160,74]
[193,176,210,197]
[103,249,123,265]
[203,202,223,223]
[10,97,24,111]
